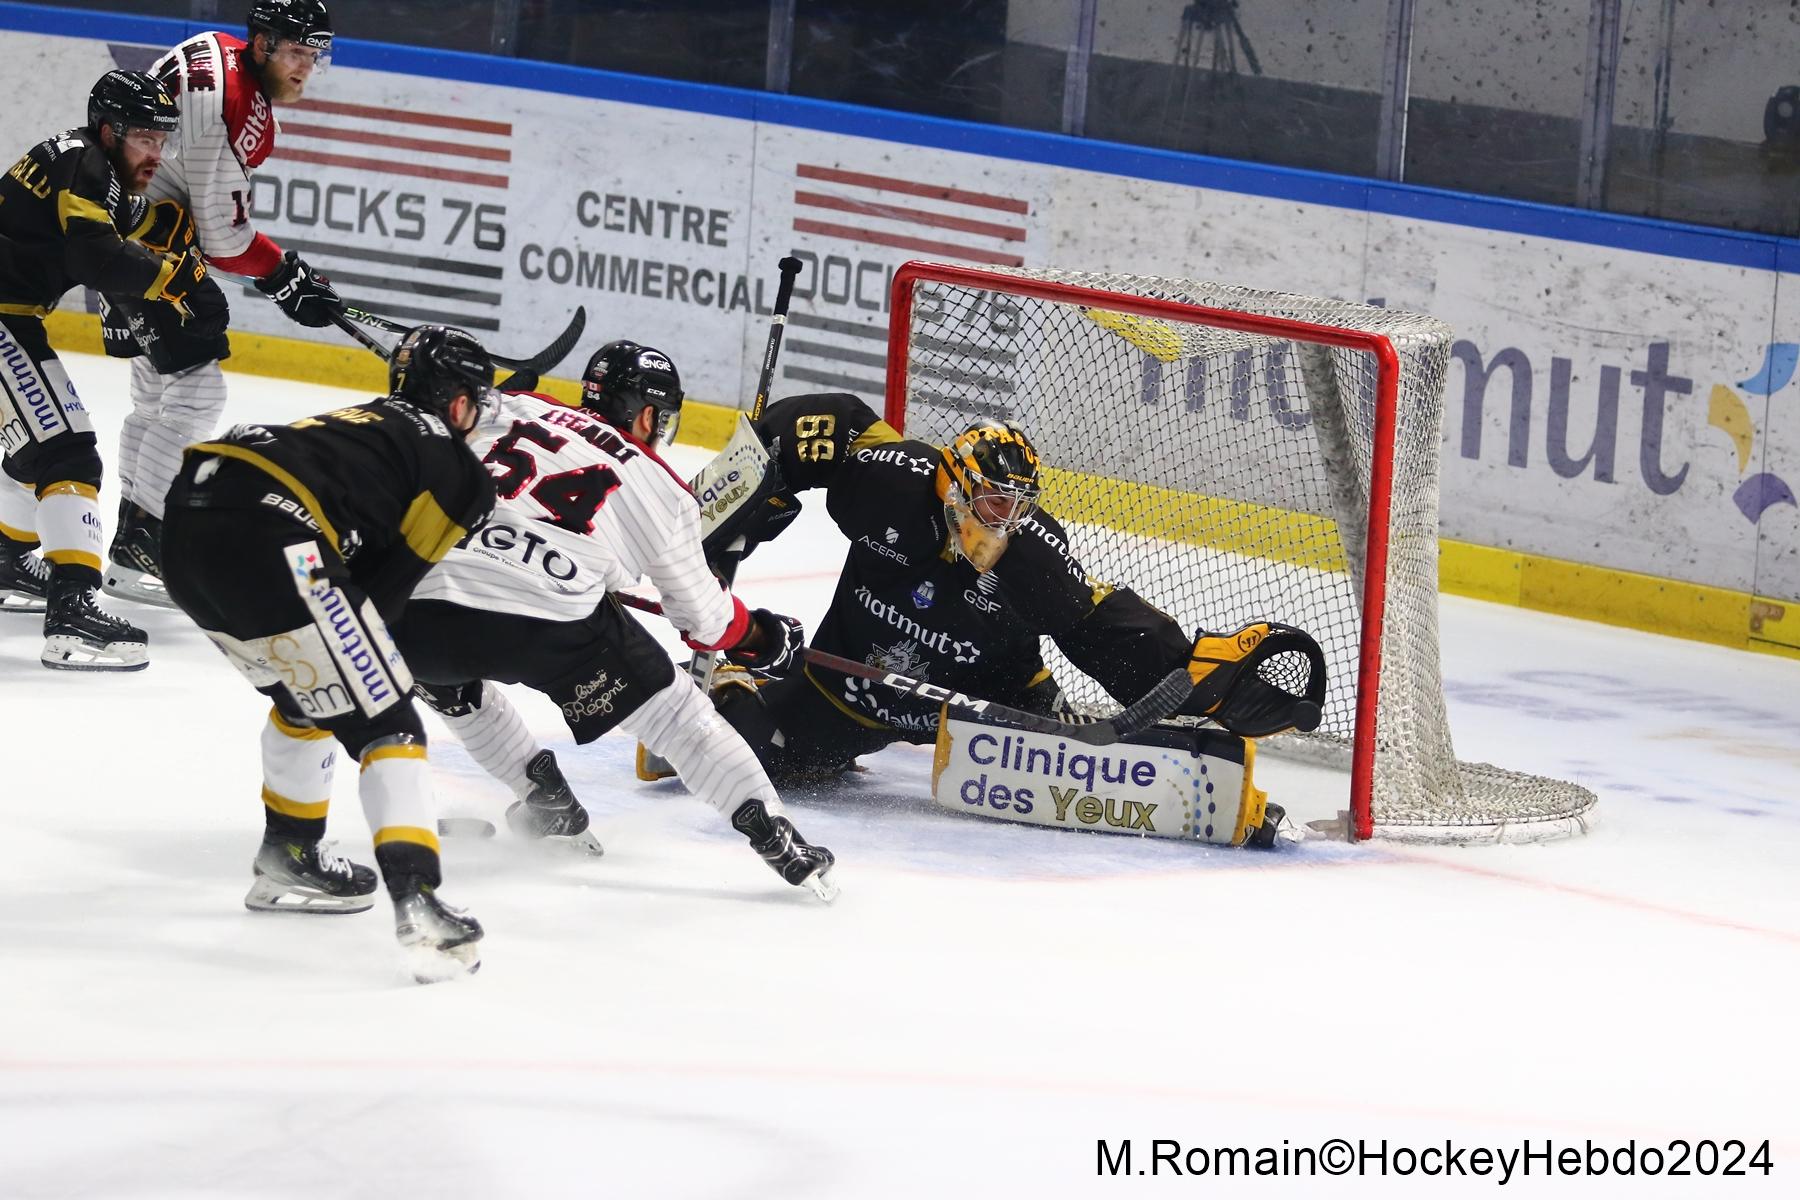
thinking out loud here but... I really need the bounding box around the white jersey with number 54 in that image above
[412,393,747,648]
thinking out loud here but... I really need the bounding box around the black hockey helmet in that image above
[580,340,683,445]
[248,0,333,55]
[939,419,1042,534]
[936,419,1042,572]
[87,70,180,139]
[389,325,496,424]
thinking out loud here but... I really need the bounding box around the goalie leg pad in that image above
[933,711,1275,846]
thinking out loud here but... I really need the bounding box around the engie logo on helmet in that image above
[638,350,673,373]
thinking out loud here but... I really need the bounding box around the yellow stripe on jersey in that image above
[185,444,342,550]
[268,708,331,741]
[372,825,440,854]
[56,190,115,234]
[260,785,330,821]
[361,741,428,771]
[399,490,468,564]
[850,420,902,451]
[0,302,54,318]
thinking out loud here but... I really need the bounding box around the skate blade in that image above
[1,592,47,614]
[437,817,498,839]
[244,875,375,915]
[41,635,149,672]
[535,829,605,857]
[805,866,839,903]
[401,940,482,985]
[102,566,179,610]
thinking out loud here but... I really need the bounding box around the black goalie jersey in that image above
[752,393,1193,741]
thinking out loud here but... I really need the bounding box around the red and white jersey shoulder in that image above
[148,31,284,277]
[415,394,749,647]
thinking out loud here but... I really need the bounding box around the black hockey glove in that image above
[255,250,343,328]
[152,249,231,338]
[724,608,805,678]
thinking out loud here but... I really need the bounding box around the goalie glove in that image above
[1182,622,1327,738]
[723,608,805,678]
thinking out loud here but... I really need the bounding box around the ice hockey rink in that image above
[1,353,1796,1199]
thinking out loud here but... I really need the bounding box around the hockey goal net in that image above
[883,261,1596,843]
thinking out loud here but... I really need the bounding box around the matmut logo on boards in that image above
[783,163,1030,407]
[248,97,514,337]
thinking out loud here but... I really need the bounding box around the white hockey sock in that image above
[36,481,105,573]
[130,359,228,518]
[260,708,337,825]
[0,478,36,545]
[622,678,785,820]
[116,358,157,505]
[360,738,440,857]
[436,682,540,801]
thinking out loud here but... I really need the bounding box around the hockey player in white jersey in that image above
[100,0,344,607]
[395,341,835,897]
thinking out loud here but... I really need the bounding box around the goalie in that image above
[699,393,1326,849]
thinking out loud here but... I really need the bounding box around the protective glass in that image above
[120,129,170,154]
[648,405,681,448]
[270,38,332,72]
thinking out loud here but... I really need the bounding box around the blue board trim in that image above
[2,0,1789,274]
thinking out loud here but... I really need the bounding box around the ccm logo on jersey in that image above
[476,523,579,582]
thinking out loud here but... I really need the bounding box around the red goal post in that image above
[881,261,1596,843]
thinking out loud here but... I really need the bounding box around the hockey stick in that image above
[341,303,587,373]
[638,256,804,780]
[611,592,1192,748]
[328,309,395,360]
[803,649,1194,747]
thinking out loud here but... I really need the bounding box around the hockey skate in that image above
[40,582,149,672]
[0,545,49,614]
[504,749,604,856]
[731,799,838,901]
[102,500,177,609]
[244,836,379,914]
[392,877,483,983]
[1246,801,1287,850]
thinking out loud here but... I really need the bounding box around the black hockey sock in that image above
[263,807,327,844]
[375,842,443,899]
[47,561,103,596]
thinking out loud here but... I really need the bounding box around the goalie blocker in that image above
[933,711,1282,848]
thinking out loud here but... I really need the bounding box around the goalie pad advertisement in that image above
[931,713,1268,846]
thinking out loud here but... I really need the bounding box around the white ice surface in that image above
[1,355,1796,1198]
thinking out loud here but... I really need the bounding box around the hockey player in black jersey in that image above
[708,392,1325,846]
[160,325,499,981]
[0,70,215,669]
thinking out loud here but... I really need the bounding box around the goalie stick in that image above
[803,649,1194,747]
[339,303,588,374]
[610,592,1192,748]
[639,255,804,780]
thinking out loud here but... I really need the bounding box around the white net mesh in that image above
[891,264,1596,842]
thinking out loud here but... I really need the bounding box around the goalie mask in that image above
[580,340,683,446]
[936,420,1042,572]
